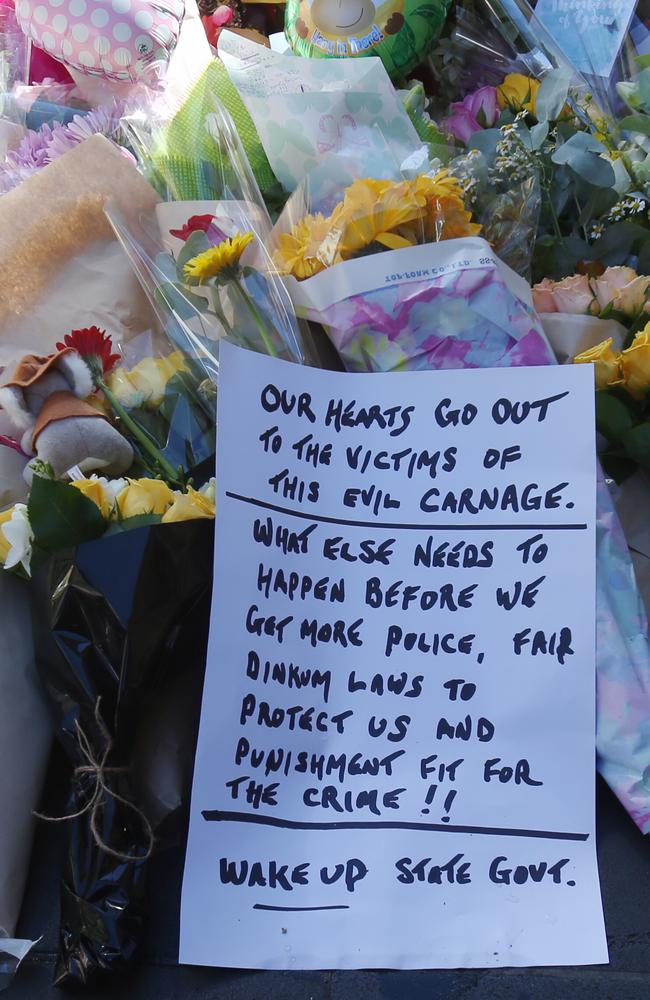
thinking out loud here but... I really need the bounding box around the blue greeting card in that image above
[535,0,637,77]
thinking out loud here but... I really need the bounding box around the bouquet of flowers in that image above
[0,312,218,985]
[272,164,551,372]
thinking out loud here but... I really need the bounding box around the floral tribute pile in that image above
[0,0,648,989]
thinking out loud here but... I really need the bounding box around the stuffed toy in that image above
[0,348,133,482]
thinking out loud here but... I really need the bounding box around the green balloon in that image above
[285,0,451,80]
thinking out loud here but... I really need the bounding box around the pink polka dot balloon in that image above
[15,0,184,81]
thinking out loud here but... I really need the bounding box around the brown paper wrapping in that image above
[0,135,161,365]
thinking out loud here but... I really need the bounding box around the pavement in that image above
[9,752,650,1000]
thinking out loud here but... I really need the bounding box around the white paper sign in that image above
[180,342,608,970]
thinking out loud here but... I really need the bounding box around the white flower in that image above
[2,504,33,576]
[96,476,128,506]
[199,478,216,505]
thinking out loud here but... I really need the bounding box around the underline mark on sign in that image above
[253,904,350,912]
[225,492,587,532]
[202,810,589,842]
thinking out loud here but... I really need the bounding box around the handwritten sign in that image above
[535,0,636,77]
[180,342,608,970]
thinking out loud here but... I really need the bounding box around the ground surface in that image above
[11,762,650,1000]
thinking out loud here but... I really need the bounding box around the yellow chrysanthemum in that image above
[336,178,423,257]
[183,231,254,282]
[273,214,334,280]
[412,169,466,204]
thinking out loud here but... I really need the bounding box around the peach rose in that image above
[532,274,596,315]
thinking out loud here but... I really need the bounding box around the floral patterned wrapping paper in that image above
[285,238,554,371]
[283,235,650,834]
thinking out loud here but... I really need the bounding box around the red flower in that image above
[56,327,121,375]
[170,215,220,241]
[201,6,233,47]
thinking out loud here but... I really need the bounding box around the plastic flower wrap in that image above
[114,103,310,366]
[272,165,550,372]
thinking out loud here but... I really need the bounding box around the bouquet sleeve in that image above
[30,519,214,987]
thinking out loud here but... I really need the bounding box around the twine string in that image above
[35,696,154,863]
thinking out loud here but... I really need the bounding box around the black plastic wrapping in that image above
[30,519,214,989]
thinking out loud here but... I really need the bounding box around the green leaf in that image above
[176,230,213,272]
[468,127,501,159]
[621,421,650,468]
[619,115,650,136]
[103,513,163,535]
[155,282,209,319]
[28,477,106,551]
[530,121,549,150]
[551,131,607,162]
[565,150,615,188]
[535,70,572,122]
[636,54,650,69]
[595,391,635,443]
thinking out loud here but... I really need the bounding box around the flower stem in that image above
[98,379,179,483]
[230,279,279,358]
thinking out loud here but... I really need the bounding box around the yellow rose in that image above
[574,338,622,389]
[162,486,216,524]
[116,478,175,518]
[0,508,13,565]
[71,478,111,518]
[620,326,650,397]
[107,352,187,409]
[497,74,540,115]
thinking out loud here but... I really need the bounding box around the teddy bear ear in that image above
[57,354,94,400]
[0,386,34,432]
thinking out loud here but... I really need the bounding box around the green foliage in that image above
[28,477,106,552]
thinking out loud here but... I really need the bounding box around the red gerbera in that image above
[56,327,121,376]
[170,215,216,241]
[169,214,227,244]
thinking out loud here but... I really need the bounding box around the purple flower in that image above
[0,100,126,194]
[445,85,499,144]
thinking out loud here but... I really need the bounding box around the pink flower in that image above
[169,214,227,244]
[532,274,596,315]
[592,266,650,317]
[464,86,499,127]
[444,86,499,144]
[532,278,558,313]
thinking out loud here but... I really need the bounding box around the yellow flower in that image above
[411,170,481,242]
[497,74,540,115]
[116,478,175,518]
[107,352,187,409]
[162,486,216,523]
[273,214,334,280]
[183,231,254,282]
[620,325,650,397]
[336,178,423,257]
[71,478,112,518]
[574,338,622,389]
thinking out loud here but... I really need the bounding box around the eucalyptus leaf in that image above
[568,150,616,188]
[530,121,549,150]
[638,68,650,110]
[535,70,572,123]
[468,128,501,159]
[620,115,650,137]
[551,131,607,163]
